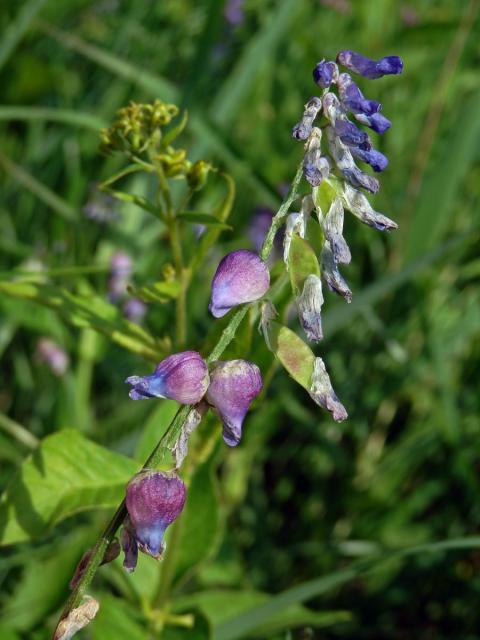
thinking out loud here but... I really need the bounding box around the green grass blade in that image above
[0,106,106,130]
[0,151,77,221]
[214,537,480,640]
[210,0,300,128]
[0,0,47,72]
[323,230,477,336]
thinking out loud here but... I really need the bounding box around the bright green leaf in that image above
[0,430,139,545]
[287,235,320,294]
[270,322,315,390]
[128,280,181,304]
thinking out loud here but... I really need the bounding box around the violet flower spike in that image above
[209,249,270,318]
[206,359,263,446]
[126,351,209,404]
[337,50,403,79]
[122,471,186,569]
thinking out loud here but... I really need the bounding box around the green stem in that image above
[0,412,39,449]
[57,160,304,624]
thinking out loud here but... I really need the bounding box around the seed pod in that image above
[309,357,348,422]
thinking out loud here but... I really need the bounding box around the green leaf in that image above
[0,430,138,545]
[177,212,232,230]
[92,594,147,640]
[0,0,47,72]
[174,450,221,583]
[0,106,106,130]
[270,322,315,390]
[104,189,160,217]
[313,179,337,215]
[287,235,320,294]
[1,529,92,631]
[128,280,181,304]
[0,280,167,361]
[174,590,350,639]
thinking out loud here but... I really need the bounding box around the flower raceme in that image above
[126,352,263,448]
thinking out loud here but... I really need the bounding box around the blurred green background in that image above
[1,0,480,638]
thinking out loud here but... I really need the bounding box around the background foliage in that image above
[1,0,480,638]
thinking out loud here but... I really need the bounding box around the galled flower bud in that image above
[124,471,186,565]
[206,360,263,446]
[258,300,278,351]
[342,183,398,231]
[292,97,322,140]
[321,198,351,264]
[303,128,330,187]
[337,50,403,79]
[323,93,369,148]
[353,111,391,134]
[337,73,381,116]
[209,250,270,318]
[126,351,209,404]
[54,596,99,640]
[313,60,338,88]
[171,401,208,468]
[349,146,388,172]
[309,357,348,422]
[321,242,352,302]
[297,275,324,342]
[283,212,305,265]
[326,126,380,194]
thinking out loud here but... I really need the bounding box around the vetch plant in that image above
[2,52,401,638]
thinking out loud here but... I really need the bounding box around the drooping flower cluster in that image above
[289,50,401,328]
[121,53,402,571]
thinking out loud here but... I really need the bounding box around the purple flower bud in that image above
[248,206,274,252]
[124,471,186,562]
[209,250,270,318]
[126,351,209,404]
[292,97,322,141]
[36,338,69,376]
[206,360,263,446]
[123,298,147,323]
[303,128,330,187]
[334,119,369,147]
[321,243,352,302]
[313,60,338,88]
[349,146,388,172]
[337,73,381,115]
[337,50,403,79]
[342,168,380,194]
[110,251,132,278]
[353,111,391,134]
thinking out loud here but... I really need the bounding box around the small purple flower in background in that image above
[224,0,244,26]
[121,471,186,571]
[337,50,403,79]
[126,351,209,404]
[248,206,274,252]
[206,359,263,446]
[83,185,119,223]
[36,338,69,376]
[123,298,147,323]
[108,251,132,302]
[209,249,270,318]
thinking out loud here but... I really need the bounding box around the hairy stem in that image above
[57,159,304,625]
